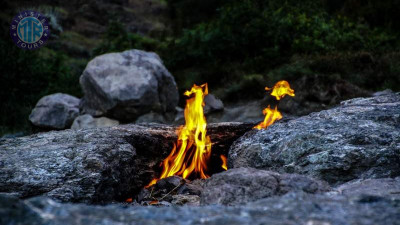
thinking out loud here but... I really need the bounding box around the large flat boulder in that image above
[229,92,400,185]
[29,93,80,130]
[79,49,179,121]
[0,123,252,203]
[1,192,399,225]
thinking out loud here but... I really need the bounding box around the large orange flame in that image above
[147,83,214,187]
[254,80,294,130]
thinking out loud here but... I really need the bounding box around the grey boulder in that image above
[204,94,224,114]
[71,114,119,129]
[201,167,330,205]
[135,111,167,124]
[79,49,179,121]
[29,93,80,130]
[206,100,266,123]
[229,92,400,185]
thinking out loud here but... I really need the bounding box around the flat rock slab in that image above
[334,177,400,200]
[229,92,400,185]
[0,122,252,203]
[201,167,330,205]
[1,192,399,225]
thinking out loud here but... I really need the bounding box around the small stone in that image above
[204,94,224,114]
[135,112,167,124]
[177,182,203,196]
[29,93,79,130]
[171,194,200,206]
[156,176,184,191]
[71,114,119,129]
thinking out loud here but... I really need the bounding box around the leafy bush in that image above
[92,20,164,56]
[221,74,267,101]
[268,52,400,92]
[165,0,399,92]
[0,37,82,135]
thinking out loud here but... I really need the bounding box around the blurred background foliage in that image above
[0,0,399,135]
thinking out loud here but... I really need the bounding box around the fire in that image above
[266,80,295,100]
[254,80,294,130]
[254,106,282,130]
[220,155,227,170]
[147,83,220,187]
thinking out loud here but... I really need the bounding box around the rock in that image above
[0,122,252,203]
[373,89,393,97]
[0,124,175,203]
[1,192,399,225]
[29,93,80,130]
[137,176,204,205]
[177,179,204,196]
[171,194,200,206]
[334,177,400,200]
[71,114,119,129]
[206,100,265,123]
[201,167,330,205]
[204,94,224,114]
[79,49,179,121]
[0,132,25,139]
[155,176,184,190]
[229,92,400,185]
[135,111,167,124]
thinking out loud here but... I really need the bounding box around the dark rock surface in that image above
[1,192,399,225]
[0,123,252,203]
[79,49,179,121]
[229,92,400,185]
[29,93,80,130]
[201,167,330,205]
[137,176,203,206]
[334,177,400,200]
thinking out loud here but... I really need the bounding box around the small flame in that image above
[149,200,159,205]
[254,105,283,130]
[220,155,227,170]
[147,83,218,187]
[266,80,295,100]
[254,80,294,130]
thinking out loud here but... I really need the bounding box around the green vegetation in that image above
[1,0,399,135]
[165,0,399,97]
[0,37,83,135]
[92,20,165,56]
